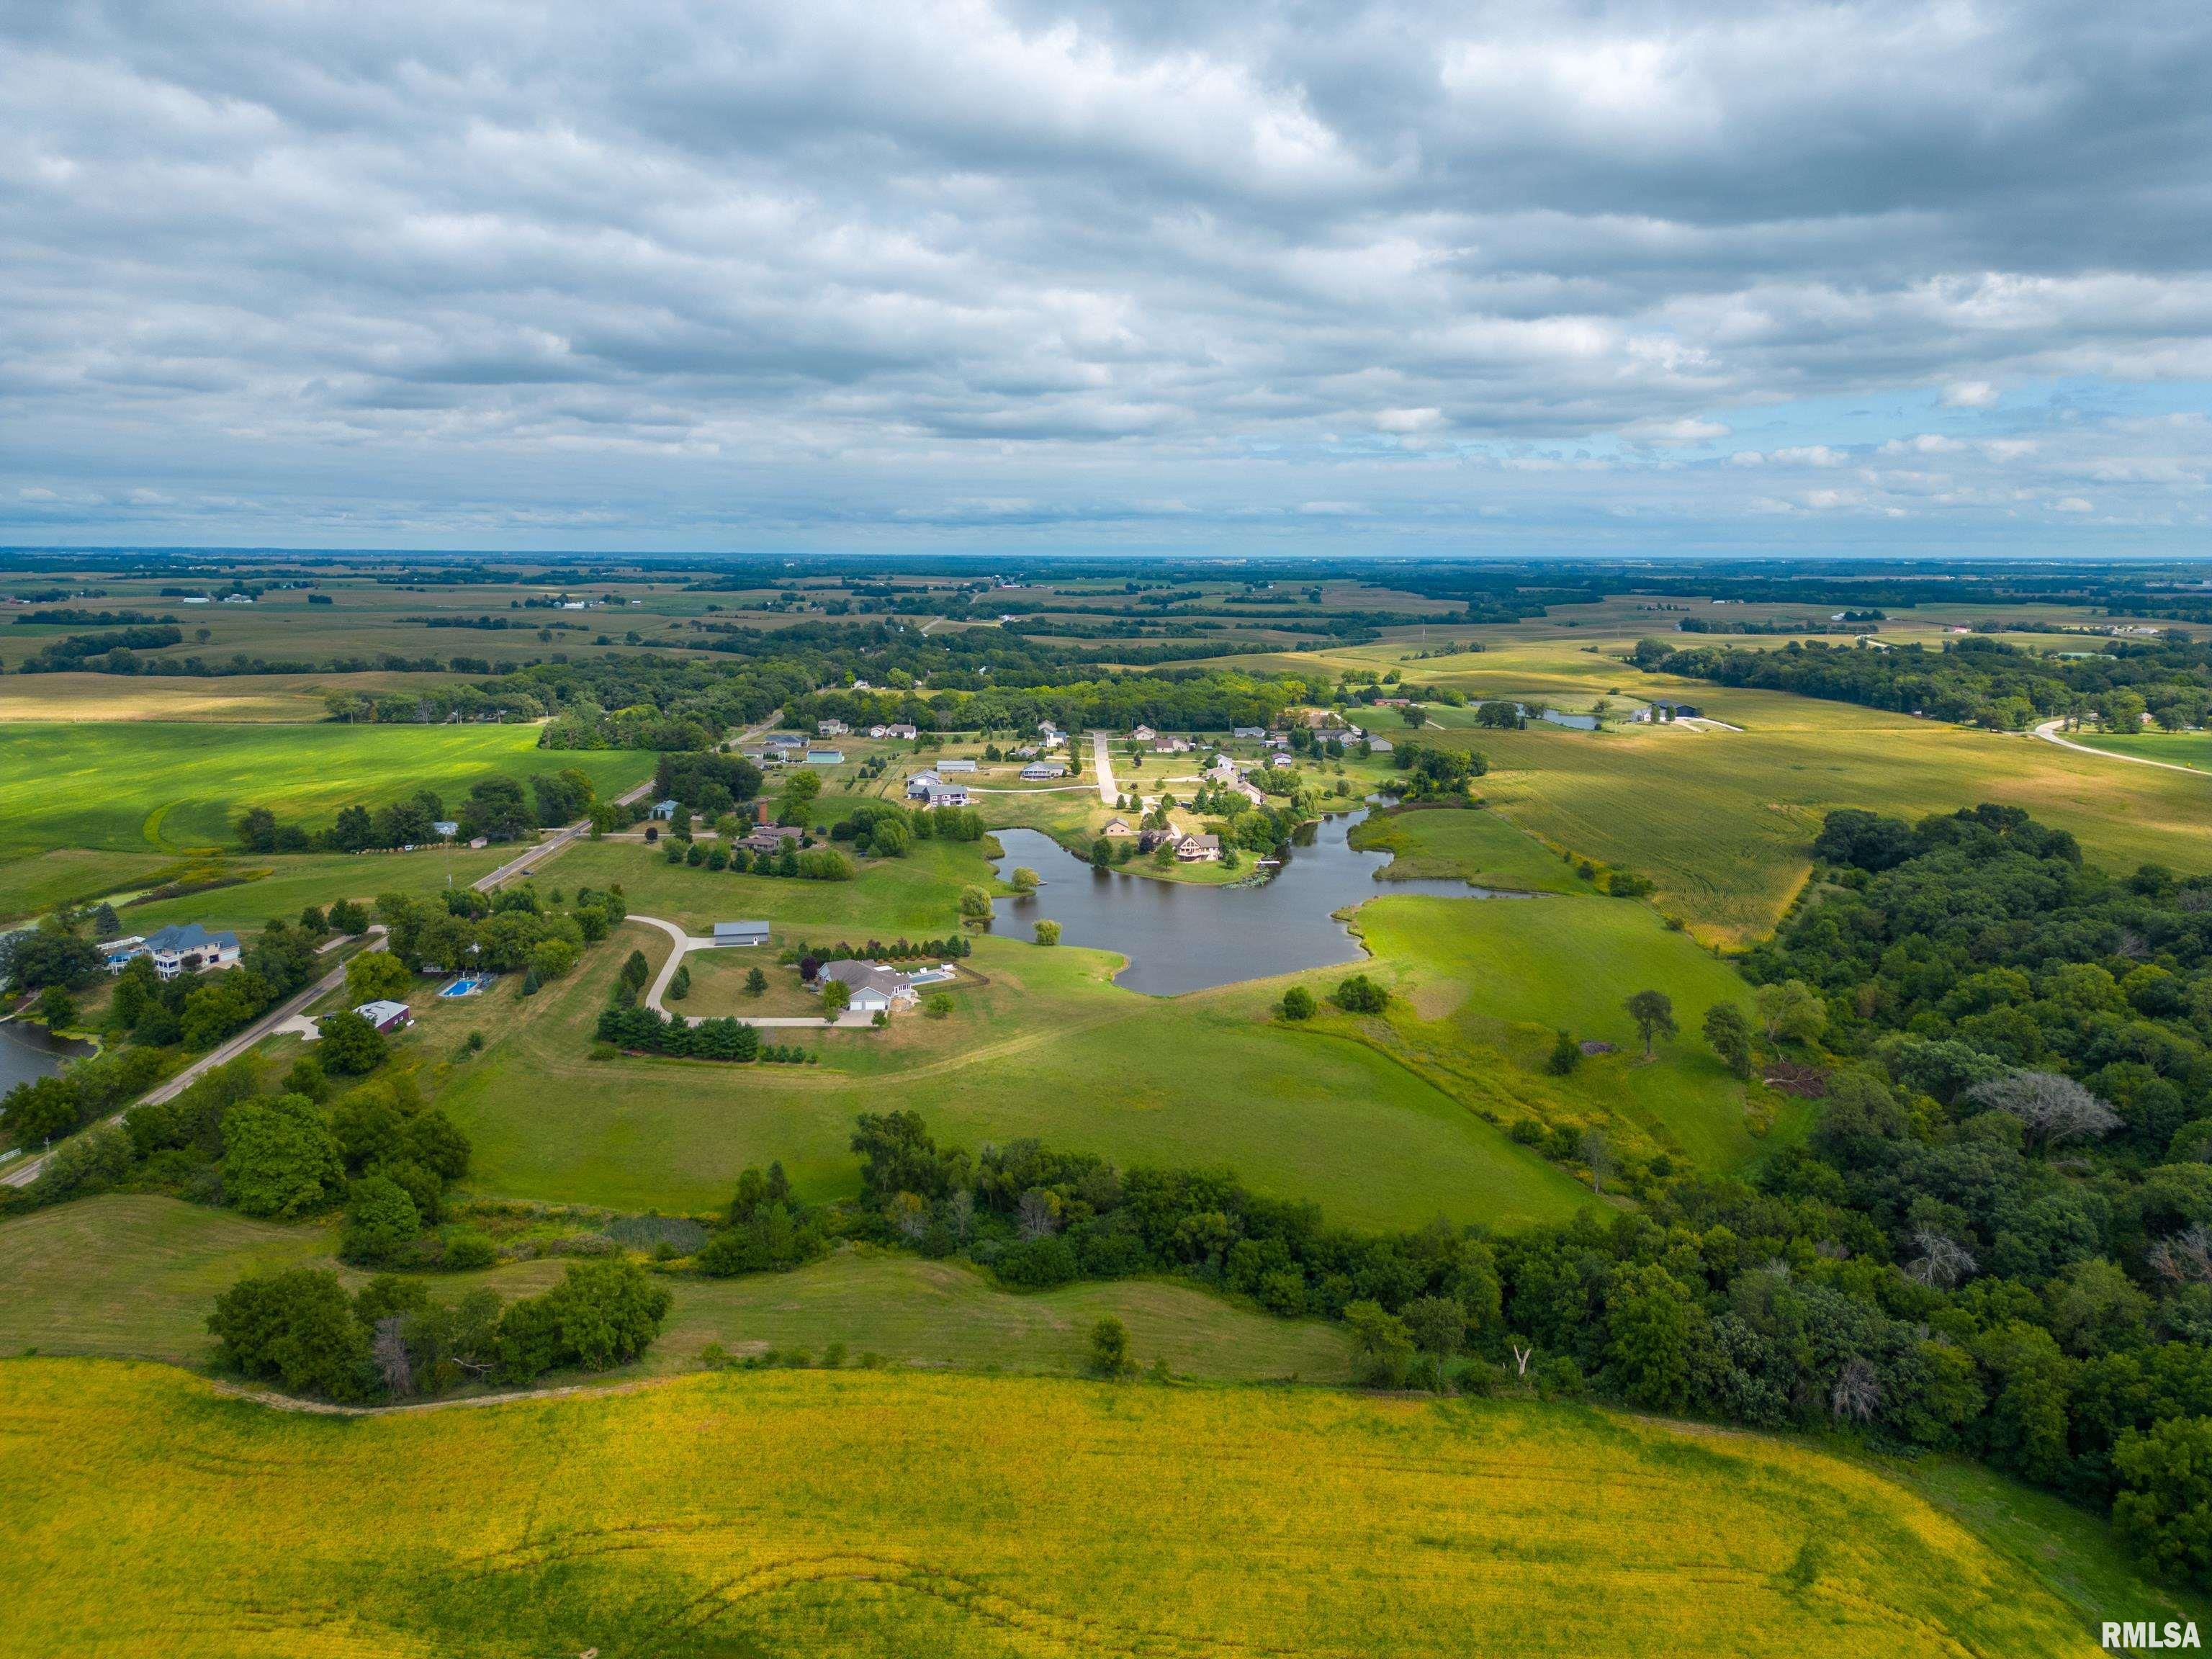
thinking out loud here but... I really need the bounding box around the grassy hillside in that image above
[436,924,1593,1228]
[0,721,652,857]
[0,1357,2180,1658]
[1351,894,1807,1171]
[0,1196,1350,1382]
[2075,732,2212,773]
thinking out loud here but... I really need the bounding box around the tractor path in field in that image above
[0,925,383,1189]
[2033,718,2211,776]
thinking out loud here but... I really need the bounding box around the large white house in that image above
[104,922,241,979]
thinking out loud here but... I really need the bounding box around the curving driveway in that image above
[2032,719,2209,777]
[629,915,871,1029]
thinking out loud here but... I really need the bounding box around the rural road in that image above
[475,711,783,894]
[631,914,870,1028]
[1090,730,1117,804]
[0,924,385,1189]
[2033,718,2206,776]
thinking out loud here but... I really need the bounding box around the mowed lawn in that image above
[1,1357,2185,1659]
[0,721,652,857]
[2075,731,2212,773]
[0,1196,1348,1382]
[433,913,1592,1231]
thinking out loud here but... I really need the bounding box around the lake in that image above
[0,1020,92,1092]
[987,804,1529,996]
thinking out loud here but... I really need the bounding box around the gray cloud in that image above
[2,0,2210,549]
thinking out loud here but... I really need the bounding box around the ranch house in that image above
[817,959,918,1016]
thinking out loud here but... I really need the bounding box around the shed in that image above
[352,999,413,1033]
[712,921,772,948]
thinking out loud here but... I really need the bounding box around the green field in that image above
[1,1356,2188,1658]
[1211,633,2212,943]
[0,721,652,858]
[1350,894,1807,1170]
[2075,732,2212,773]
[1350,804,1581,891]
[0,1196,1349,1382]
[434,914,1593,1228]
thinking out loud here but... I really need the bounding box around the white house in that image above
[868,724,889,739]
[818,719,849,736]
[1020,760,1067,781]
[885,723,918,740]
[1205,755,1241,784]
[1130,724,1156,742]
[1176,833,1223,863]
[1231,725,1266,739]
[1267,752,1295,769]
[925,785,972,809]
[107,922,241,979]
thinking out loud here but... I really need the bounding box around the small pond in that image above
[0,1020,93,1092]
[988,803,1533,996]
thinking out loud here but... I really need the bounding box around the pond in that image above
[988,804,1533,996]
[0,1020,93,1093]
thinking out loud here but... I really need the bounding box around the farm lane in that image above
[2033,718,2211,776]
[0,925,384,1189]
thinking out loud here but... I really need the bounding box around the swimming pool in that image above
[437,975,493,997]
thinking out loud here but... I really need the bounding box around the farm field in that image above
[0,1356,2183,1659]
[0,721,652,858]
[0,672,392,722]
[435,920,1596,1228]
[0,1197,1350,1382]
[1196,631,2212,942]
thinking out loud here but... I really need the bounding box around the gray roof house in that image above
[818,958,918,1015]
[122,922,242,979]
[712,920,772,948]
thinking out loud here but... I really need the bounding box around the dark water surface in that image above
[988,804,1530,996]
[0,1020,92,1092]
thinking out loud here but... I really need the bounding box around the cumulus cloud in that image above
[2,0,2211,549]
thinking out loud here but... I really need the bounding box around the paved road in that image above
[2033,718,2208,776]
[0,925,384,1189]
[475,712,783,894]
[1089,729,1118,805]
[631,914,869,1028]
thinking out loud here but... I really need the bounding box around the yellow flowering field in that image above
[0,1358,2118,1658]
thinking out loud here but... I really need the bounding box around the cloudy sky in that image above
[4,0,2211,554]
